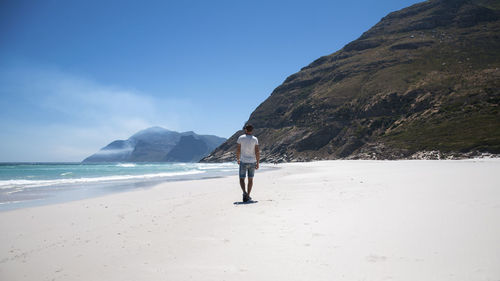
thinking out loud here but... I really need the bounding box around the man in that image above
[236,124,260,202]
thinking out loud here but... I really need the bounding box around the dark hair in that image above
[243,124,254,132]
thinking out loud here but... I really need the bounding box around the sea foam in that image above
[0,170,206,190]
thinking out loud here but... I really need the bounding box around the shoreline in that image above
[0,163,281,212]
[0,173,234,213]
[1,159,499,280]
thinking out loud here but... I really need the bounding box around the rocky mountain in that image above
[202,0,500,162]
[82,127,226,163]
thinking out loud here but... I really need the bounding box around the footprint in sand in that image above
[366,255,388,263]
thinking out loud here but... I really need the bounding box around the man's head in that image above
[243,124,254,134]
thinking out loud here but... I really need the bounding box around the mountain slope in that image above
[202,0,500,162]
[83,127,226,163]
[164,135,210,162]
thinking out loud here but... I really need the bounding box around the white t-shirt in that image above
[237,134,259,163]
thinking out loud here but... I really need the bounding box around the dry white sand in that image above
[1,160,499,281]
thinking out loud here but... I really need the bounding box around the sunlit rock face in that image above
[202,0,500,162]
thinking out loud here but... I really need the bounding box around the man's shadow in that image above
[233,200,259,205]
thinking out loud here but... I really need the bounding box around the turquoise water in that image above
[0,162,238,211]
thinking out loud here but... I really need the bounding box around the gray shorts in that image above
[239,162,256,178]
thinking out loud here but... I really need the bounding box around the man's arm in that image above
[236,144,241,164]
[255,145,260,169]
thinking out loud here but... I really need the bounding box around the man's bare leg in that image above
[247,178,253,196]
[239,178,246,193]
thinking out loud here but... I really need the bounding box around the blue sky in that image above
[0,0,422,162]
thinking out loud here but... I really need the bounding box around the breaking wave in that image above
[0,170,205,190]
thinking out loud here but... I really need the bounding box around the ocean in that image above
[0,162,240,211]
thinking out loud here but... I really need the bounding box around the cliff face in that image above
[83,127,226,163]
[202,0,500,162]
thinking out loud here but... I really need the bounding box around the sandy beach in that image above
[1,160,499,281]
